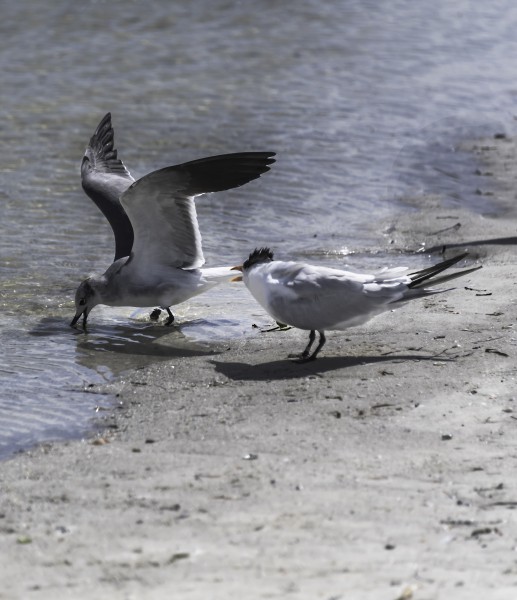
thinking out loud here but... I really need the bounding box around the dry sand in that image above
[1,137,517,600]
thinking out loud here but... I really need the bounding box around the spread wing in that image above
[121,152,276,272]
[80,113,135,260]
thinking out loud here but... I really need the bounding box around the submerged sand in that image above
[1,137,517,599]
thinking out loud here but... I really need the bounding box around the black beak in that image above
[70,308,88,330]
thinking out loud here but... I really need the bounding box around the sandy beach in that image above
[1,135,517,600]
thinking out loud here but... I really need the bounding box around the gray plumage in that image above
[236,249,481,361]
[81,113,135,261]
[72,114,275,328]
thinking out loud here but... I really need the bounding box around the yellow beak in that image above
[230,265,243,282]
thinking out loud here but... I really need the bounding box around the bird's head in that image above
[231,247,274,281]
[70,277,99,329]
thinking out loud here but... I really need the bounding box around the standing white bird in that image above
[71,116,275,329]
[232,248,481,361]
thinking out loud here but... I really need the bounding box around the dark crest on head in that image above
[243,247,274,270]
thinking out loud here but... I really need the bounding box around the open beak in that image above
[70,308,88,330]
[230,265,243,282]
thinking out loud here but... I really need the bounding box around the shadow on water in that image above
[212,353,452,382]
[0,314,224,460]
[30,316,222,375]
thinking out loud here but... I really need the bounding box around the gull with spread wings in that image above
[71,114,275,329]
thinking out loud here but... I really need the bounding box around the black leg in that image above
[301,330,316,358]
[289,330,316,360]
[296,331,326,363]
[164,307,175,326]
[309,331,326,360]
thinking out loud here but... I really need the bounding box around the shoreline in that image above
[1,136,517,599]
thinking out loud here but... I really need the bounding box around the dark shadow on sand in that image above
[425,236,517,254]
[212,353,452,382]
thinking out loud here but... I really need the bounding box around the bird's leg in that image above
[301,329,316,358]
[164,307,175,326]
[308,331,326,360]
[149,308,162,321]
[289,330,315,359]
[295,331,326,363]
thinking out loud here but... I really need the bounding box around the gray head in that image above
[70,278,99,329]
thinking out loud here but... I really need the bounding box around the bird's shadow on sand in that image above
[212,353,452,381]
[425,235,517,254]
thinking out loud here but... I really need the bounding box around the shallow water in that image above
[1,0,517,458]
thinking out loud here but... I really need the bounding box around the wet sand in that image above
[1,137,517,599]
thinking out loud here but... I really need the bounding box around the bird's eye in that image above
[79,298,86,306]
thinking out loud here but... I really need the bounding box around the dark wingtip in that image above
[164,151,277,196]
[264,152,276,168]
[99,111,112,124]
[408,251,474,289]
[90,113,113,141]
[84,112,132,178]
